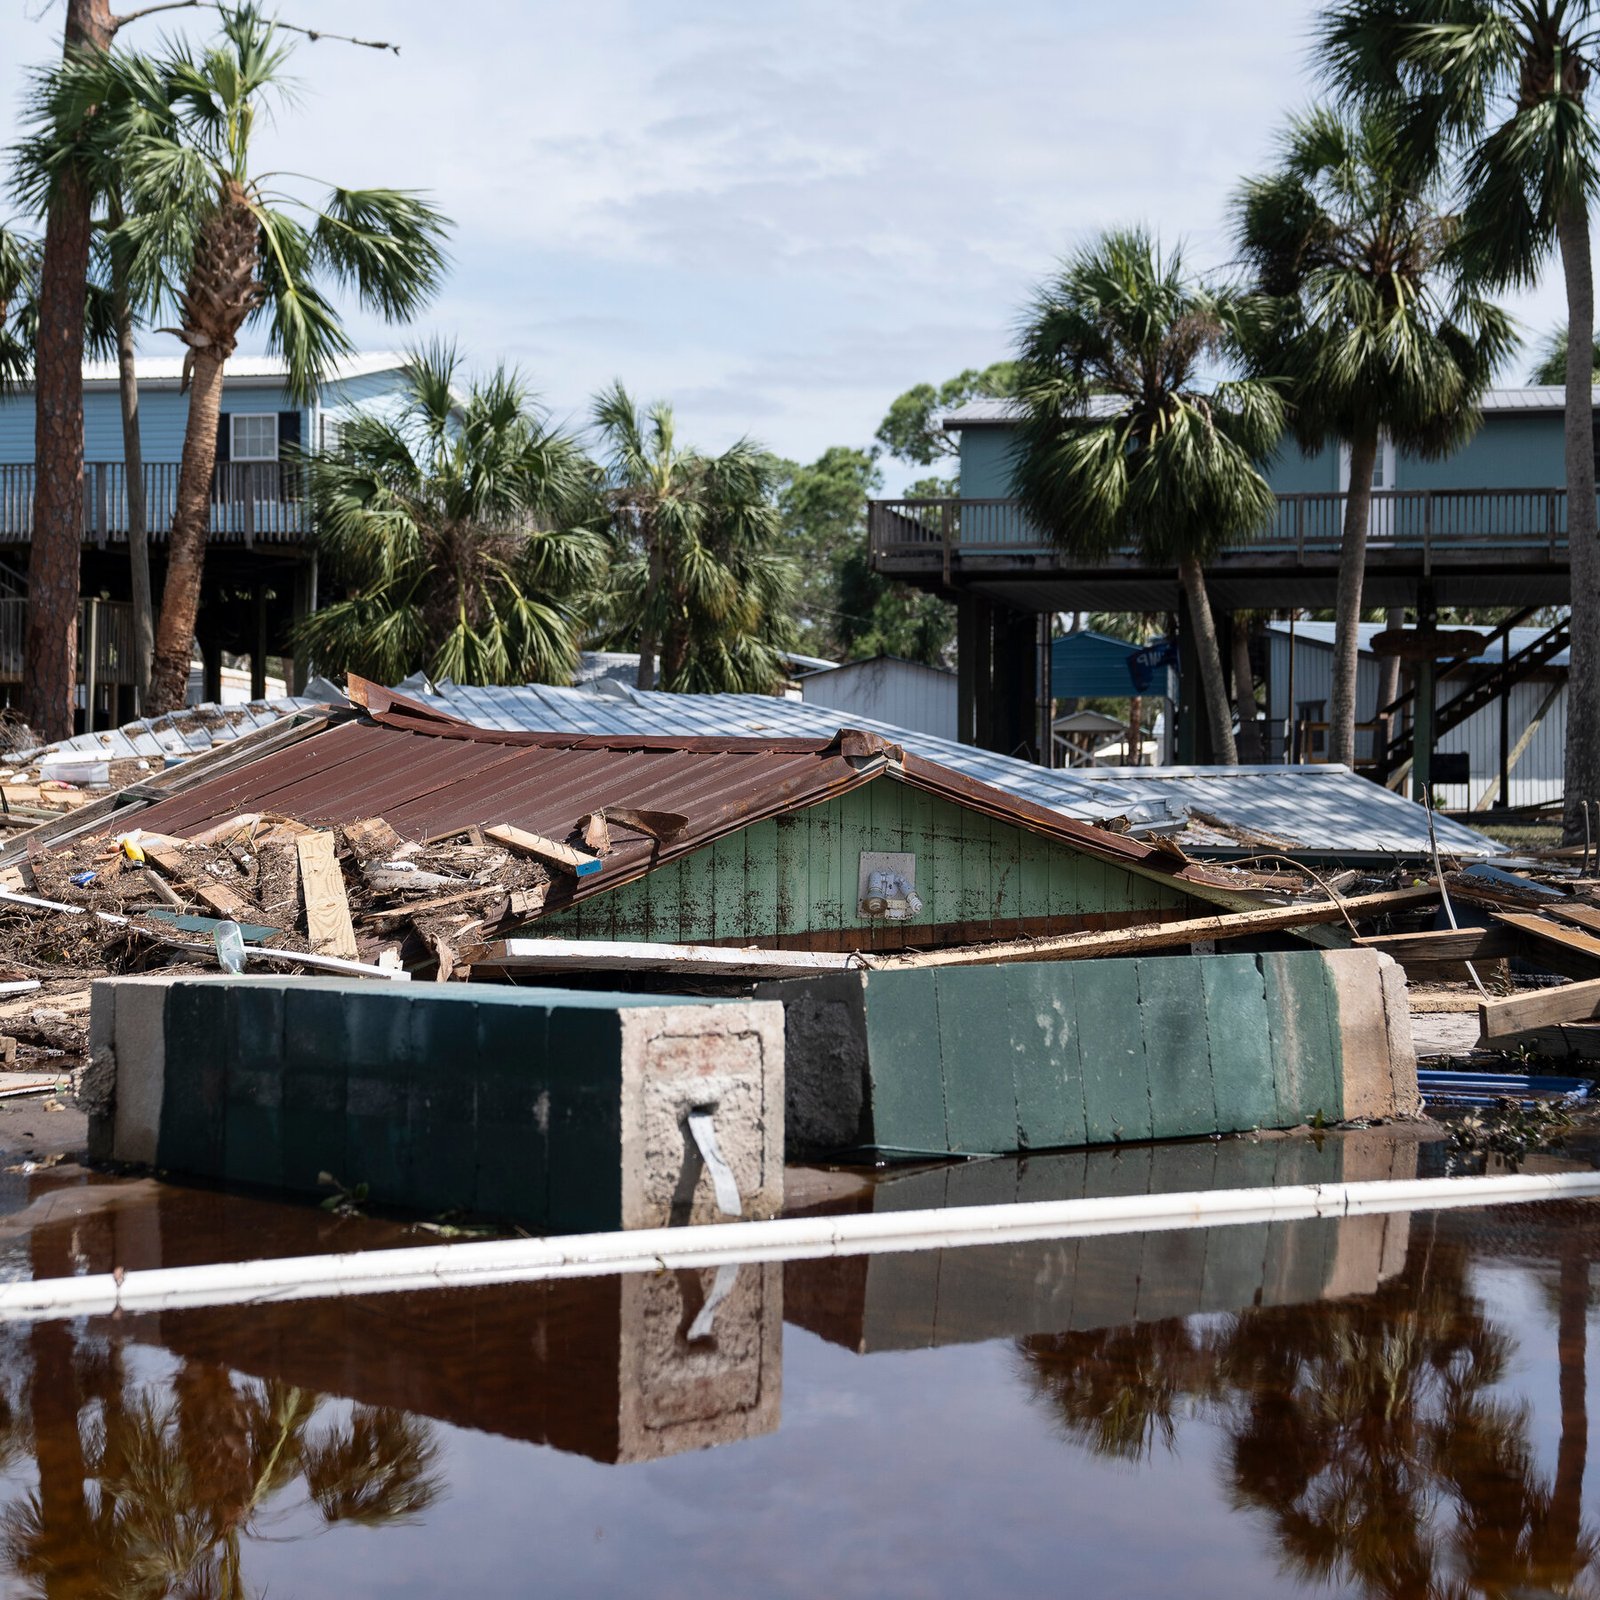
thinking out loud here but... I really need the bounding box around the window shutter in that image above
[215,414,231,462]
[278,411,302,452]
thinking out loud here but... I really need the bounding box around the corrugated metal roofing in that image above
[119,686,1241,916]
[942,386,1592,429]
[1268,618,1571,670]
[391,679,1500,861]
[16,699,319,765]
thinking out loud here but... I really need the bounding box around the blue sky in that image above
[0,0,1574,485]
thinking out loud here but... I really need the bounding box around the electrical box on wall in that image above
[858,851,922,921]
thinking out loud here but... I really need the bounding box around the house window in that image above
[230,413,279,462]
[320,416,344,453]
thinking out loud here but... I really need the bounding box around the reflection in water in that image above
[1,1132,1597,1597]
[1022,1211,1599,1598]
[1,1350,439,1598]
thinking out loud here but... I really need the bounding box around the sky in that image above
[0,0,1576,488]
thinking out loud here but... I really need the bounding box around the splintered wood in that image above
[296,831,359,960]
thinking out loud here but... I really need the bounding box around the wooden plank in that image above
[145,845,259,923]
[1356,925,1519,964]
[296,831,358,960]
[1494,911,1600,973]
[483,823,602,878]
[1480,975,1600,1040]
[1546,903,1600,937]
[475,935,857,978]
[873,885,1442,970]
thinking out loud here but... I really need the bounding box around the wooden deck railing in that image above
[0,598,137,686]
[0,461,310,546]
[869,489,1579,567]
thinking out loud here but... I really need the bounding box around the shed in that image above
[119,680,1259,955]
[798,655,957,742]
[1050,629,1145,699]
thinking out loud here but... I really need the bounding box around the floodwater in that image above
[2,1132,1599,1598]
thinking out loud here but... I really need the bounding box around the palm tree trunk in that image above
[1550,1249,1588,1571]
[111,237,153,707]
[636,533,663,691]
[23,0,116,743]
[1177,555,1237,764]
[1232,617,1262,762]
[1560,198,1600,845]
[1375,605,1404,751]
[1332,430,1378,772]
[146,348,227,714]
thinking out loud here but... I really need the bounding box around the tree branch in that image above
[111,0,400,51]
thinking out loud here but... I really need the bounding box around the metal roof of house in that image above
[54,351,408,393]
[943,385,1592,430]
[379,677,1501,862]
[1269,619,1571,670]
[119,681,1244,915]
[16,698,319,765]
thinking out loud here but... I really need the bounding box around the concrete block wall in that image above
[764,948,1418,1157]
[86,976,784,1233]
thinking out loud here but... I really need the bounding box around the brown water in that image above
[1,1133,1598,1598]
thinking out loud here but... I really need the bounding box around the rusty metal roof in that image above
[113,680,1248,913]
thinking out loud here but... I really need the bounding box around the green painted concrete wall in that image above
[535,782,1194,946]
[770,950,1378,1156]
[100,978,782,1234]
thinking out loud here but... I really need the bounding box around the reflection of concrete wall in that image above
[785,1132,1417,1353]
[147,1262,783,1467]
[764,949,1417,1158]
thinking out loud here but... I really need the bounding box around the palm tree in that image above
[592,382,797,694]
[0,226,37,391]
[293,344,607,687]
[1533,322,1600,385]
[1011,229,1285,763]
[1318,1,1600,839]
[15,49,180,704]
[100,3,449,714]
[1234,106,1515,770]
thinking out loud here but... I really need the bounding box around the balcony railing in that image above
[869,489,1579,571]
[0,461,311,547]
[0,598,137,686]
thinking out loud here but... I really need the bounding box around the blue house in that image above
[871,386,1586,783]
[0,351,411,719]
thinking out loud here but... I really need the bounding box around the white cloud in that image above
[0,0,1579,478]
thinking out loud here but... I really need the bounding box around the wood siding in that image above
[535,782,1199,951]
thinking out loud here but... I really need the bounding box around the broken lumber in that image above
[1492,912,1600,979]
[1480,976,1600,1040]
[145,846,258,923]
[484,823,603,878]
[475,936,860,979]
[1546,903,1600,938]
[1356,925,1518,965]
[296,831,358,960]
[869,885,1443,970]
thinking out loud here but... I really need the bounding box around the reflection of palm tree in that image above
[1021,1229,1600,1600]
[1,1352,442,1599]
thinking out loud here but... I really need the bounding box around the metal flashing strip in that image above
[3,1170,1598,1323]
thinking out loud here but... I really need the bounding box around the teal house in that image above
[871,387,1584,778]
[0,351,411,721]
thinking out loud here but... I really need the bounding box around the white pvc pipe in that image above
[3,1169,1598,1324]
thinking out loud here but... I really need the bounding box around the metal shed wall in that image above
[1267,628,1567,808]
[799,659,958,742]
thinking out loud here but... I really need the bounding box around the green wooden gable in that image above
[533,777,1203,952]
